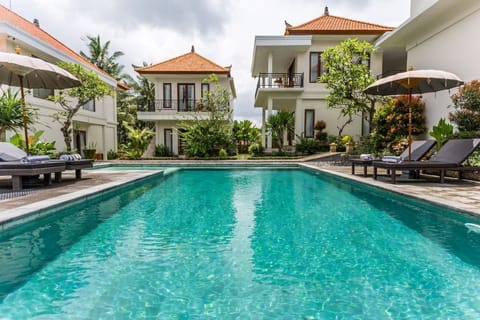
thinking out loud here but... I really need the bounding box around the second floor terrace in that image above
[256,73,304,90]
[140,99,221,113]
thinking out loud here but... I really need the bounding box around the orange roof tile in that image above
[136,49,230,75]
[0,5,114,80]
[285,9,394,35]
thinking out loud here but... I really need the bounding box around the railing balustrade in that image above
[256,72,304,95]
[141,99,211,112]
[140,99,231,113]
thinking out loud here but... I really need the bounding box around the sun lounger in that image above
[351,140,436,176]
[372,139,480,183]
[0,142,94,179]
[0,161,66,191]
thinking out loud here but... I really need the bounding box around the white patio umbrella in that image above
[0,51,81,154]
[364,69,464,160]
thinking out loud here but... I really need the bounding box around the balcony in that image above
[256,73,304,93]
[141,99,213,112]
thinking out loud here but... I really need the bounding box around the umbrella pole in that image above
[19,75,30,155]
[408,90,412,161]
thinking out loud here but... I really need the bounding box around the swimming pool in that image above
[0,168,479,319]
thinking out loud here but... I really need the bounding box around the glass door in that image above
[178,84,195,111]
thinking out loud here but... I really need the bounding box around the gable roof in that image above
[285,7,394,35]
[136,48,231,76]
[0,5,114,82]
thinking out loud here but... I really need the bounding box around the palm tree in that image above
[130,62,155,112]
[266,111,295,152]
[0,89,35,141]
[80,35,125,80]
[232,120,260,153]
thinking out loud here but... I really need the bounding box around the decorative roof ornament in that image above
[324,6,329,16]
[284,20,292,28]
[191,45,195,53]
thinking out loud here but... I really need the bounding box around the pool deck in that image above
[0,158,479,226]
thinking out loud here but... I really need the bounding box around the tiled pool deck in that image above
[0,159,479,226]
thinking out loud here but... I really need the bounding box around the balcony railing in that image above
[141,99,212,112]
[256,73,304,94]
[140,99,231,113]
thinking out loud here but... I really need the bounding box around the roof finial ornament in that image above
[324,5,329,16]
[191,45,195,53]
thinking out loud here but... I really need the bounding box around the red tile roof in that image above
[136,49,231,75]
[0,5,114,80]
[285,9,394,35]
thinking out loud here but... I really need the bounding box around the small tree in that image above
[178,74,234,157]
[449,80,480,132]
[319,38,376,137]
[371,95,427,152]
[50,62,112,152]
[266,111,294,152]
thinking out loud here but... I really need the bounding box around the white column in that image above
[295,98,303,139]
[267,97,273,150]
[267,52,273,87]
[261,108,266,148]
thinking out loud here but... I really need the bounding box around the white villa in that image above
[251,7,393,150]
[136,47,236,156]
[0,5,119,159]
[376,0,480,132]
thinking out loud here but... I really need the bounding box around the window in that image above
[82,99,95,112]
[178,83,195,111]
[163,83,172,108]
[201,83,210,98]
[304,109,315,138]
[164,128,173,154]
[309,52,326,83]
[33,88,54,100]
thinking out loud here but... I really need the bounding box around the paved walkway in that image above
[0,159,479,227]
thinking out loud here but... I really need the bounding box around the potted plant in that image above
[83,142,96,159]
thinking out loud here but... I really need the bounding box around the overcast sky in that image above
[2,0,410,126]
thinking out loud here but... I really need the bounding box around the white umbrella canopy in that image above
[0,51,81,154]
[364,69,464,96]
[364,69,464,160]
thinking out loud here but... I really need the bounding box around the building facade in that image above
[251,7,393,150]
[0,5,118,159]
[136,47,236,156]
[376,0,480,132]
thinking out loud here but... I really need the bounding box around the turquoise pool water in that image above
[0,168,480,319]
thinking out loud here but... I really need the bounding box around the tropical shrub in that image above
[0,89,36,140]
[107,149,119,160]
[266,111,294,152]
[429,118,453,150]
[314,120,328,142]
[218,148,228,158]
[371,95,427,153]
[449,80,480,132]
[295,135,320,155]
[123,122,154,159]
[9,130,56,157]
[248,143,263,156]
[232,120,261,154]
[154,144,172,157]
